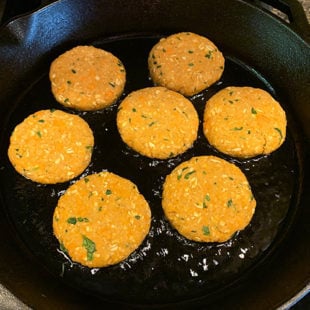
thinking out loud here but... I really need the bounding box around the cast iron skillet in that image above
[0,0,309,309]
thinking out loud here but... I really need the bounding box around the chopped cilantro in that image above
[274,127,283,141]
[202,226,210,235]
[184,170,196,179]
[67,217,89,224]
[82,235,96,261]
[60,242,68,254]
[67,217,77,224]
[232,127,243,131]
[205,50,213,59]
[227,199,233,207]
[205,194,211,201]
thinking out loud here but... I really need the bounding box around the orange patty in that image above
[8,109,94,184]
[162,155,256,242]
[50,45,126,111]
[148,32,225,96]
[203,87,287,158]
[117,87,199,159]
[53,172,151,268]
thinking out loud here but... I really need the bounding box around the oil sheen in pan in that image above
[0,35,299,305]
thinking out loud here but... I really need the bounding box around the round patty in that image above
[203,86,287,158]
[8,109,94,184]
[162,155,256,243]
[53,172,151,268]
[50,45,126,111]
[148,32,225,96]
[116,86,199,159]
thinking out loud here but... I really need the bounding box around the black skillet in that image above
[0,0,309,309]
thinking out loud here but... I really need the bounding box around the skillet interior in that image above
[0,0,309,309]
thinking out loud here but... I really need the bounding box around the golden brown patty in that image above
[162,155,256,243]
[203,86,287,158]
[8,109,94,184]
[116,86,199,159]
[50,45,126,111]
[148,32,225,96]
[53,172,151,268]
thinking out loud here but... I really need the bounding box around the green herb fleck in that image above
[149,121,156,127]
[67,80,72,85]
[67,217,89,225]
[106,189,112,195]
[274,127,283,141]
[132,108,137,112]
[36,131,42,138]
[71,69,77,74]
[205,50,213,59]
[232,127,243,131]
[205,194,211,201]
[67,217,77,225]
[60,242,68,254]
[38,119,45,123]
[227,199,233,207]
[134,215,141,220]
[202,226,210,235]
[77,217,89,223]
[188,50,194,54]
[202,194,211,209]
[251,107,257,114]
[184,170,196,179]
[188,63,194,67]
[177,166,189,180]
[84,177,89,183]
[82,235,96,261]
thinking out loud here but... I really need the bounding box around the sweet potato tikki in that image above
[53,172,151,268]
[8,109,94,184]
[148,32,225,96]
[162,155,256,243]
[116,86,199,159]
[203,86,287,158]
[50,45,126,111]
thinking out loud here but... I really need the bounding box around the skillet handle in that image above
[0,0,57,26]
[251,0,310,41]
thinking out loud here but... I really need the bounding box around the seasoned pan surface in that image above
[0,34,302,306]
